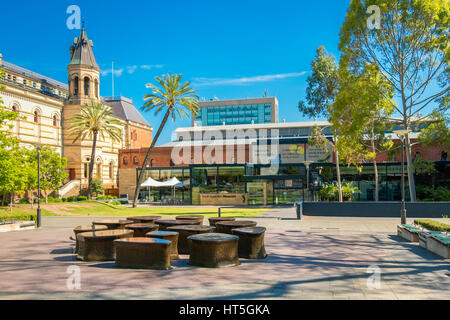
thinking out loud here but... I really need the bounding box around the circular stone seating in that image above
[73,225,108,254]
[77,229,133,261]
[187,233,240,268]
[125,223,159,237]
[208,217,236,227]
[154,219,201,231]
[92,219,134,230]
[114,237,172,270]
[215,220,257,234]
[145,231,179,260]
[167,225,216,254]
[175,215,204,225]
[232,227,268,259]
[126,216,162,224]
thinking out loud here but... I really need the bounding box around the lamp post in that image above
[36,146,42,228]
[393,129,412,225]
[304,161,312,201]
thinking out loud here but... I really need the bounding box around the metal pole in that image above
[37,147,41,228]
[401,137,407,225]
[218,207,221,217]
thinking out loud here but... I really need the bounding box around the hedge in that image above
[414,219,450,232]
[0,212,36,223]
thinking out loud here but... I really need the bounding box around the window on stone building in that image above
[34,111,39,123]
[84,77,90,96]
[133,156,139,165]
[73,77,79,96]
[53,115,58,127]
[95,79,99,98]
[84,164,88,178]
[442,152,448,161]
[123,157,128,165]
[150,159,154,167]
[109,162,113,179]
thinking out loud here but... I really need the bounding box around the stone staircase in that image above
[57,180,80,198]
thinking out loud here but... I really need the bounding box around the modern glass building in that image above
[193,97,278,126]
[136,161,450,205]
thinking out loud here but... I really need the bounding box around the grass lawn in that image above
[0,201,270,220]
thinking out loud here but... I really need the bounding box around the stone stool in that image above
[215,220,257,234]
[167,225,216,254]
[126,216,162,224]
[175,215,204,225]
[92,219,134,230]
[77,229,133,261]
[208,217,235,227]
[114,237,172,270]
[188,233,240,268]
[155,219,200,231]
[125,223,159,237]
[145,231,179,260]
[232,227,268,259]
[73,225,108,254]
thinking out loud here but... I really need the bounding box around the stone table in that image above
[126,216,162,224]
[188,233,240,268]
[114,237,172,270]
[208,217,236,227]
[145,231,179,260]
[175,215,204,225]
[92,219,134,230]
[77,229,133,261]
[232,227,268,259]
[167,225,216,254]
[73,225,108,254]
[125,223,159,237]
[215,220,257,234]
[155,219,201,231]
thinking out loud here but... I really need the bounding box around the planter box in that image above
[419,231,443,250]
[427,235,450,259]
[0,221,35,233]
[397,225,420,242]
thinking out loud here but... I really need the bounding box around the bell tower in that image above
[67,27,101,106]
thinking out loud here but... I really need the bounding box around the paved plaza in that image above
[0,207,448,300]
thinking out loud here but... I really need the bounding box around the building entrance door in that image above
[69,168,76,181]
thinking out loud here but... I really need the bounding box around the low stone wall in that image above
[0,221,35,233]
[302,202,450,218]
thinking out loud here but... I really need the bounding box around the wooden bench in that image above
[215,220,257,234]
[92,219,134,230]
[77,229,133,261]
[167,225,216,254]
[232,227,267,259]
[125,223,159,237]
[73,225,108,254]
[208,217,236,227]
[175,215,204,225]
[126,216,162,224]
[145,231,179,260]
[188,233,240,268]
[397,224,421,242]
[427,233,450,259]
[114,237,172,270]
[154,219,201,231]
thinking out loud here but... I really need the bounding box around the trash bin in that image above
[296,202,303,220]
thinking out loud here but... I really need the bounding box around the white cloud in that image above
[127,65,138,74]
[101,68,124,77]
[101,64,164,77]
[192,72,307,86]
[141,64,164,70]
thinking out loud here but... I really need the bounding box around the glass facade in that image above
[195,104,272,126]
[136,162,450,205]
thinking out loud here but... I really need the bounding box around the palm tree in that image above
[68,100,122,199]
[132,73,199,208]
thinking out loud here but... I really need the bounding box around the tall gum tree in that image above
[339,0,449,201]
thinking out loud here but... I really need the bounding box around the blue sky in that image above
[1,0,351,144]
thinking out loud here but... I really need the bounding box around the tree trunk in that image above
[371,129,379,201]
[87,132,98,200]
[44,191,48,204]
[2,194,5,207]
[334,134,343,202]
[9,193,13,212]
[132,107,172,208]
[405,133,416,202]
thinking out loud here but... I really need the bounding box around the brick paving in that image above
[0,208,448,300]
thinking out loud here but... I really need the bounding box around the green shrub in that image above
[109,200,121,206]
[414,219,450,232]
[47,196,62,203]
[97,195,115,200]
[416,185,450,202]
[18,198,30,204]
[77,196,87,201]
[319,180,360,201]
[0,212,36,222]
[62,198,67,202]
[66,196,76,202]
[91,179,104,197]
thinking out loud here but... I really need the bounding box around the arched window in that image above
[150,159,154,167]
[109,162,113,179]
[133,156,139,165]
[94,79,99,98]
[34,111,39,123]
[442,152,448,161]
[84,164,88,178]
[123,157,128,165]
[84,77,90,96]
[73,77,79,96]
[53,115,58,127]
[12,105,17,113]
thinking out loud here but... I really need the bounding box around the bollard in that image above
[296,202,302,220]
[218,207,221,217]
